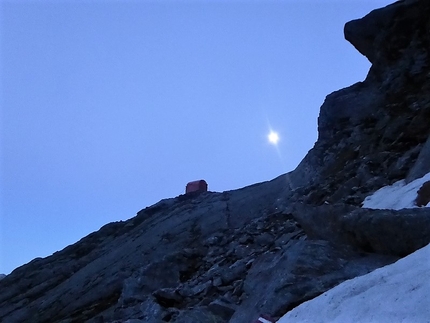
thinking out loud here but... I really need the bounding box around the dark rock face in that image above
[2,1,430,322]
[344,0,426,65]
[407,136,430,183]
[416,181,430,206]
[289,0,430,206]
[288,203,430,257]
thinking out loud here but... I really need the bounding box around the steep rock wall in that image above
[288,0,430,205]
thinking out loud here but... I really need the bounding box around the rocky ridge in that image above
[2,1,430,322]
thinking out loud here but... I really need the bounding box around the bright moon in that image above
[268,131,280,145]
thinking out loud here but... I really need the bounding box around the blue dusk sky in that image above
[0,0,393,275]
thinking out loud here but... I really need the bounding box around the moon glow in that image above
[268,131,280,145]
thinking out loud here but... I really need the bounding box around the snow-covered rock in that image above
[363,172,430,210]
[277,243,430,323]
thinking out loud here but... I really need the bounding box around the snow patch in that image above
[362,172,430,210]
[277,243,430,323]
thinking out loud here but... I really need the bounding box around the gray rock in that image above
[190,280,212,296]
[290,203,430,257]
[152,288,183,307]
[275,232,301,247]
[238,234,252,244]
[406,134,430,183]
[220,260,247,285]
[255,233,275,247]
[212,277,223,287]
[119,277,146,306]
[208,299,237,320]
[341,208,430,257]
[415,181,430,206]
[174,307,224,323]
[234,245,254,258]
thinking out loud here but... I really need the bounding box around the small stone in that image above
[213,277,223,287]
[255,233,275,246]
[245,259,255,269]
[232,280,244,296]
[178,286,193,297]
[208,299,236,320]
[191,280,212,296]
[182,248,196,257]
[220,261,247,285]
[239,235,252,244]
[152,288,183,307]
[199,297,212,306]
[234,245,253,258]
[275,232,300,247]
[225,249,234,257]
[205,236,220,246]
[217,285,233,292]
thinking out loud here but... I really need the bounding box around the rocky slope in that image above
[2,1,430,322]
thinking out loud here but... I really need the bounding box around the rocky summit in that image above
[2,1,430,322]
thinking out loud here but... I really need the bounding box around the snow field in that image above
[276,172,430,322]
[362,172,430,210]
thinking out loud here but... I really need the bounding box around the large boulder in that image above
[288,203,430,257]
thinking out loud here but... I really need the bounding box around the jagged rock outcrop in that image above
[2,1,430,322]
[289,0,430,206]
[288,203,430,257]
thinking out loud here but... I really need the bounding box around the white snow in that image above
[277,243,430,323]
[276,172,430,323]
[362,172,430,210]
